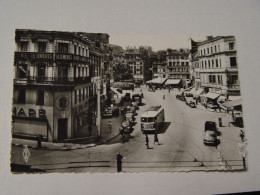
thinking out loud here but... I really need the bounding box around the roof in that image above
[150,78,167,84]
[224,98,242,108]
[165,79,181,85]
[201,92,221,99]
[193,88,204,96]
[147,105,162,112]
[141,106,163,118]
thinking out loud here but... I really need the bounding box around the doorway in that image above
[58,118,68,141]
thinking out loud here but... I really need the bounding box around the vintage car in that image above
[204,121,218,132]
[121,120,133,133]
[203,130,218,145]
[125,113,135,124]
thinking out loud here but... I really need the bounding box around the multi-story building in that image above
[166,49,190,87]
[190,39,200,89]
[125,52,144,84]
[12,29,102,142]
[197,36,240,99]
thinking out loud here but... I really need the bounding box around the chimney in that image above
[206,36,213,40]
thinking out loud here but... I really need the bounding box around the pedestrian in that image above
[154,134,159,145]
[163,95,165,100]
[239,130,245,142]
[116,152,123,172]
[205,103,207,109]
[37,134,43,149]
[88,125,92,136]
[145,134,149,149]
[108,121,112,133]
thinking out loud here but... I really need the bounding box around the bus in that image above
[140,105,165,133]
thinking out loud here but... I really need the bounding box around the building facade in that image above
[197,36,240,98]
[125,52,144,84]
[12,29,102,142]
[166,49,190,87]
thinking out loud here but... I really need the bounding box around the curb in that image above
[12,133,121,151]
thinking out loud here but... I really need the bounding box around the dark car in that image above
[189,101,196,108]
[204,121,218,132]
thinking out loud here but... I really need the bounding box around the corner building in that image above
[197,36,240,98]
[12,29,102,142]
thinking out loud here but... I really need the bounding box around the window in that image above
[79,89,81,102]
[78,46,81,55]
[204,49,206,55]
[215,45,217,53]
[211,47,213,53]
[208,60,211,68]
[230,75,238,84]
[186,62,189,66]
[229,42,234,50]
[86,87,89,98]
[38,42,46,52]
[58,43,69,53]
[207,48,209,54]
[216,59,218,67]
[219,59,221,67]
[18,89,26,104]
[74,91,77,104]
[181,62,184,65]
[230,57,237,67]
[36,90,44,105]
[74,45,77,54]
[83,88,85,100]
[82,48,85,56]
[212,59,214,67]
[20,41,28,51]
[218,45,220,52]
[18,64,27,78]
[169,62,172,66]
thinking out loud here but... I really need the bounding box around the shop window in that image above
[20,41,28,51]
[58,43,69,53]
[38,42,46,52]
[36,90,44,106]
[18,89,26,104]
[230,57,237,67]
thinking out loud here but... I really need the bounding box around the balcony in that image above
[55,53,73,61]
[15,52,89,63]
[15,52,53,61]
[14,76,92,85]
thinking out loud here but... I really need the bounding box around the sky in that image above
[109,34,206,51]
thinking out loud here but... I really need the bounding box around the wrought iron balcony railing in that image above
[14,76,92,85]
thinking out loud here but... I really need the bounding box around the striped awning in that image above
[165,79,181,85]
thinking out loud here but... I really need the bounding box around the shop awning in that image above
[194,88,204,96]
[165,79,181,85]
[228,96,241,101]
[190,88,197,94]
[151,78,167,84]
[201,92,221,100]
[224,98,242,108]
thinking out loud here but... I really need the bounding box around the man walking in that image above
[154,134,159,145]
[145,134,149,149]
[116,152,123,172]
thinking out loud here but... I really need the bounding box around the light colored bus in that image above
[140,105,165,133]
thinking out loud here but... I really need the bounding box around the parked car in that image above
[125,113,135,125]
[189,101,196,108]
[102,108,113,118]
[203,130,217,145]
[207,102,218,109]
[126,106,136,115]
[121,120,133,133]
[132,94,142,106]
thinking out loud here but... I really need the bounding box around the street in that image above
[11,85,245,172]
